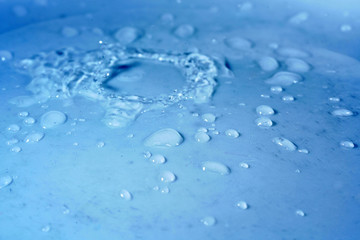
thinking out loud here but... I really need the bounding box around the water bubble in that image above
[270,86,283,94]
[159,171,176,183]
[0,175,13,189]
[202,161,230,175]
[61,26,78,38]
[282,95,295,102]
[173,24,195,38]
[24,132,44,143]
[23,117,36,125]
[225,37,253,50]
[18,111,29,117]
[285,58,311,73]
[289,12,309,24]
[239,162,249,168]
[150,154,166,164]
[41,225,51,232]
[0,50,13,62]
[329,97,340,102]
[272,137,297,151]
[225,129,239,138]
[256,105,274,116]
[7,124,20,133]
[255,117,273,128]
[201,216,216,226]
[144,128,183,147]
[201,113,216,123]
[340,140,355,149]
[97,142,105,148]
[295,210,305,217]
[258,57,279,71]
[236,201,248,209]
[114,27,143,44]
[331,109,353,117]
[120,189,133,200]
[265,71,302,86]
[40,111,67,129]
[11,146,22,153]
[6,138,19,145]
[276,48,310,58]
[194,132,211,143]
[340,24,352,32]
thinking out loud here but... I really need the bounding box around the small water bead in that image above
[282,95,295,102]
[11,146,22,153]
[6,138,19,145]
[197,127,208,133]
[261,94,270,98]
[239,162,249,168]
[270,86,283,94]
[212,130,220,135]
[329,97,340,102]
[114,27,143,44]
[159,171,176,183]
[0,50,13,61]
[0,175,13,189]
[255,117,273,128]
[298,149,309,154]
[289,11,309,24]
[225,37,253,50]
[236,201,248,210]
[331,109,353,117]
[258,56,279,71]
[150,154,166,164]
[144,128,183,147]
[173,24,195,38]
[340,24,352,32]
[7,124,20,133]
[256,105,274,116]
[295,210,305,217]
[160,187,170,194]
[18,111,29,117]
[41,225,51,232]
[24,132,44,143]
[97,142,105,148]
[194,132,211,143]
[340,140,355,149]
[143,151,152,158]
[285,58,311,73]
[272,137,297,151]
[120,189,133,200]
[23,117,36,125]
[201,113,216,123]
[41,111,67,129]
[202,161,230,175]
[225,129,239,138]
[201,216,216,226]
[61,26,78,38]
[265,71,302,86]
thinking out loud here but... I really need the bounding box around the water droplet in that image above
[159,171,176,183]
[7,124,20,133]
[62,205,70,214]
[340,140,355,149]
[255,117,273,128]
[97,142,105,148]
[340,24,352,32]
[289,12,309,24]
[272,137,297,151]
[285,58,311,73]
[120,189,132,200]
[197,127,208,133]
[256,105,274,116]
[24,132,44,143]
[0,50,13,61]
[11,146,21,153]
[143,151,152,158]
[258,56,279,71]
[150,154,166,164]
[201,216,216,226]
[261,94,270,98]
[225,37,253,50]
[41,225,51,232]
[160,13,174,24]
[329,97,340,102]
[239,162,249,168]
[144,128,183,147]
[173,24,195,38]
[202,161,230,175]
[270,86,283,94]
[236,201,248,209]
[23,117,36,125]
[62,26,78,38]
[0,175,13,189]
[298,149,309,154]
[160,187,170,194]
[331,109,353,117]
[6,138,19,145]
[282,95,295,102]
[265,71,302,86]
[40,111,67,129]
[114,27,143,44]
[18,111,29,117]
[225,129,239,138]
[201,113,216,123]
[194,132,211,143]
[295,210,305,217]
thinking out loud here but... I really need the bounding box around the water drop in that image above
[225,129,239,138]
[11,146,22,153]
[120,189,133,200]
[0,50,13,61]
[0,175,13,189]
[272,137,297,151]
[197,127,208,133]
[194,132,211,143]
[41,225,51,232]
[239,162,249,168]
[256,105,274,116]
[144,128,183,147]
[295,210,305,217]
[331,109,353,117]
[143,151,152,158]
[201,113,216,123]
[159,171,176,183]
[258,56,279,71]
[298,149,309,154]
[201,216,216,226]
[282,95,295,102]
[285,58,311,73]
[114,27,143,44]
[40,111,67,129]
[202,161,230,175]
[97,142,105,148]
[150,154,166,164]
[161,187,170,194]
[340,140,355,149]
[24,132,44,143]
[225,37,253,50]
[173,24,195,38]
[61,26,78,38]
[265,71,302,86]
[23,117,36,125]
[329,97,340,102]
[6,138,19,145]
[255,117,273,128]
[289,12,309,24]
[340,24,352,32]
[62,205,70,214]
[236,201,248,209]
[270,86,283,94]
[7,124,20,133]
[18,111,29,117]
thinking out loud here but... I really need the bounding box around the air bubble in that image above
[202,161,230,175]
[40,111,67,129]
[272,137,297,151]
[256,105,274,116]
[144,128,183,147]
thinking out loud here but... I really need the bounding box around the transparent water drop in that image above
[298,149,309,154]
[282,95,295,102]
[143,151,152,158]
[236,201,248,210]
[0,175,13,189]
[258,56,279,71]
[202,161,230,175]
[11,146,21,153]
[224,37,253,50]
[239,162,249,168]
[285,58,311,73]
[289,11,309,24]
[6,138,19,145]
[261,94,270,98]
[201,113,216,123]
[331,109,353,117]
[114,27,143,44]
[272,137,297,151]
[120,189,133,200]
[340,140,355,149]
[40,111,67,129]
[18,111,29,117]
[225,129,239,138]
[7,124,20,133]
[24,132,44,143]
[97,142,105,148]
[256,105,274,116]
[23,117,36,125]
[197,127,208,133]
[255,117,273,128]
[295,210,305,217]
[201,216,216,226]
[329,97,340,102]
[41,225,51,232]
[150,154,166,164]
[62,205,70,215]
[62,26,78,38]
[265,71,302,86]
[0,50,13,61]
[173,24,195,38]
[144,128,183,147]
[160,187,170,194]
[159,171,176,183]
[340,24,352,32]
[194,132,211,143]
[270,86,283,94]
